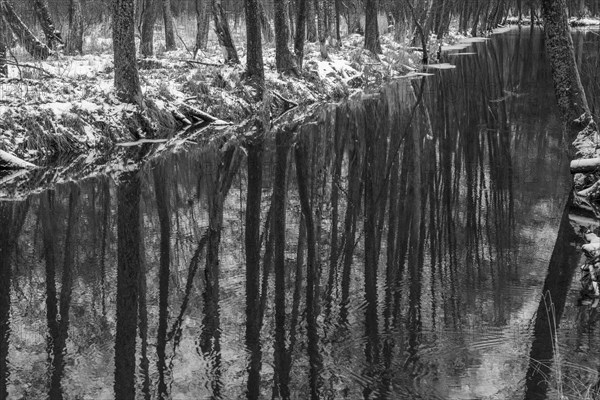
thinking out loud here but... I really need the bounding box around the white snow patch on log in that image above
[0,149,37,169]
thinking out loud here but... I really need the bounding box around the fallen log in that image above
[176,101,230,125]
[0,149,37,169]
[571,157,600,173]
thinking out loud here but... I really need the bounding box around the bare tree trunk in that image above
[294,0,307,65]
[162,0,176,50]
[140,0,158,56]
[307,0,317,41]
[113,0,143,105]
[66,0,83,54]
[258,0,274,42]
[326,0,336,46]
[33,0,63,49]
[1,0,51,60]
[194,0,210,56]
[274,0,298,73]
[246,0,265,87]
[541,0,595,138]
[212,0,240,63]
[316,0,328,57]
[0,17,7,77]
[364,0,381,53]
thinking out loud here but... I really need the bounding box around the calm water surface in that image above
[0,28,597,399]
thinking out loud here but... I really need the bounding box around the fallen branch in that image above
[180,59,222,67]
[116,138,169,147]
[1,58,56,78]
[0,149,38,169]
[177,101,230,125]
[571,157,600,173]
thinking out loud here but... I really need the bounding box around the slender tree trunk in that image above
[154,165,171,400]
[326,0,336,46]
[114,172,142,400]
[246,0,265,87]
[294,0,307,65]
[307,0,317,41]
[541,0,596,138]
[274,0,298,73]
[140,0,158,56]
[258,0,274,42]
[1,0,51,60]
[364,0,381,53]
[194,0,210,56]
[162,0,176,50]
[212,0,240,63]
[245,139,263,400]
[66,0,83,54]
[113,0,143,105]
[316,0,328,57]
[0,16,7,77]
[33,0,63,48]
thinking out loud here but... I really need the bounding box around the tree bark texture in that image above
[67,0,83,54]
[294,0,307,65]
[306,0,317,41]
[140,0,158,56]
[245,0,264,86]
[162,0,176,50]
[274,0,298,73]
[364,0,381,53]
[258,0,273,42]
[33,0,63,49]
[112,0,143,105]
[316,0,327,58]
[1,0,51,60]
[194,0,210,54]
[541,0,595,138]
[212,0,240,63]
[0,17,7,76]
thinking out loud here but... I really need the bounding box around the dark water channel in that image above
[0,28,598,399]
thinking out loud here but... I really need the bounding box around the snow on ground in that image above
[0,24,504,197]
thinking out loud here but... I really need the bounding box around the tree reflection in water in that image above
[0,28,590,399]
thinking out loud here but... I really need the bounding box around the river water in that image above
[0,27,597,399]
